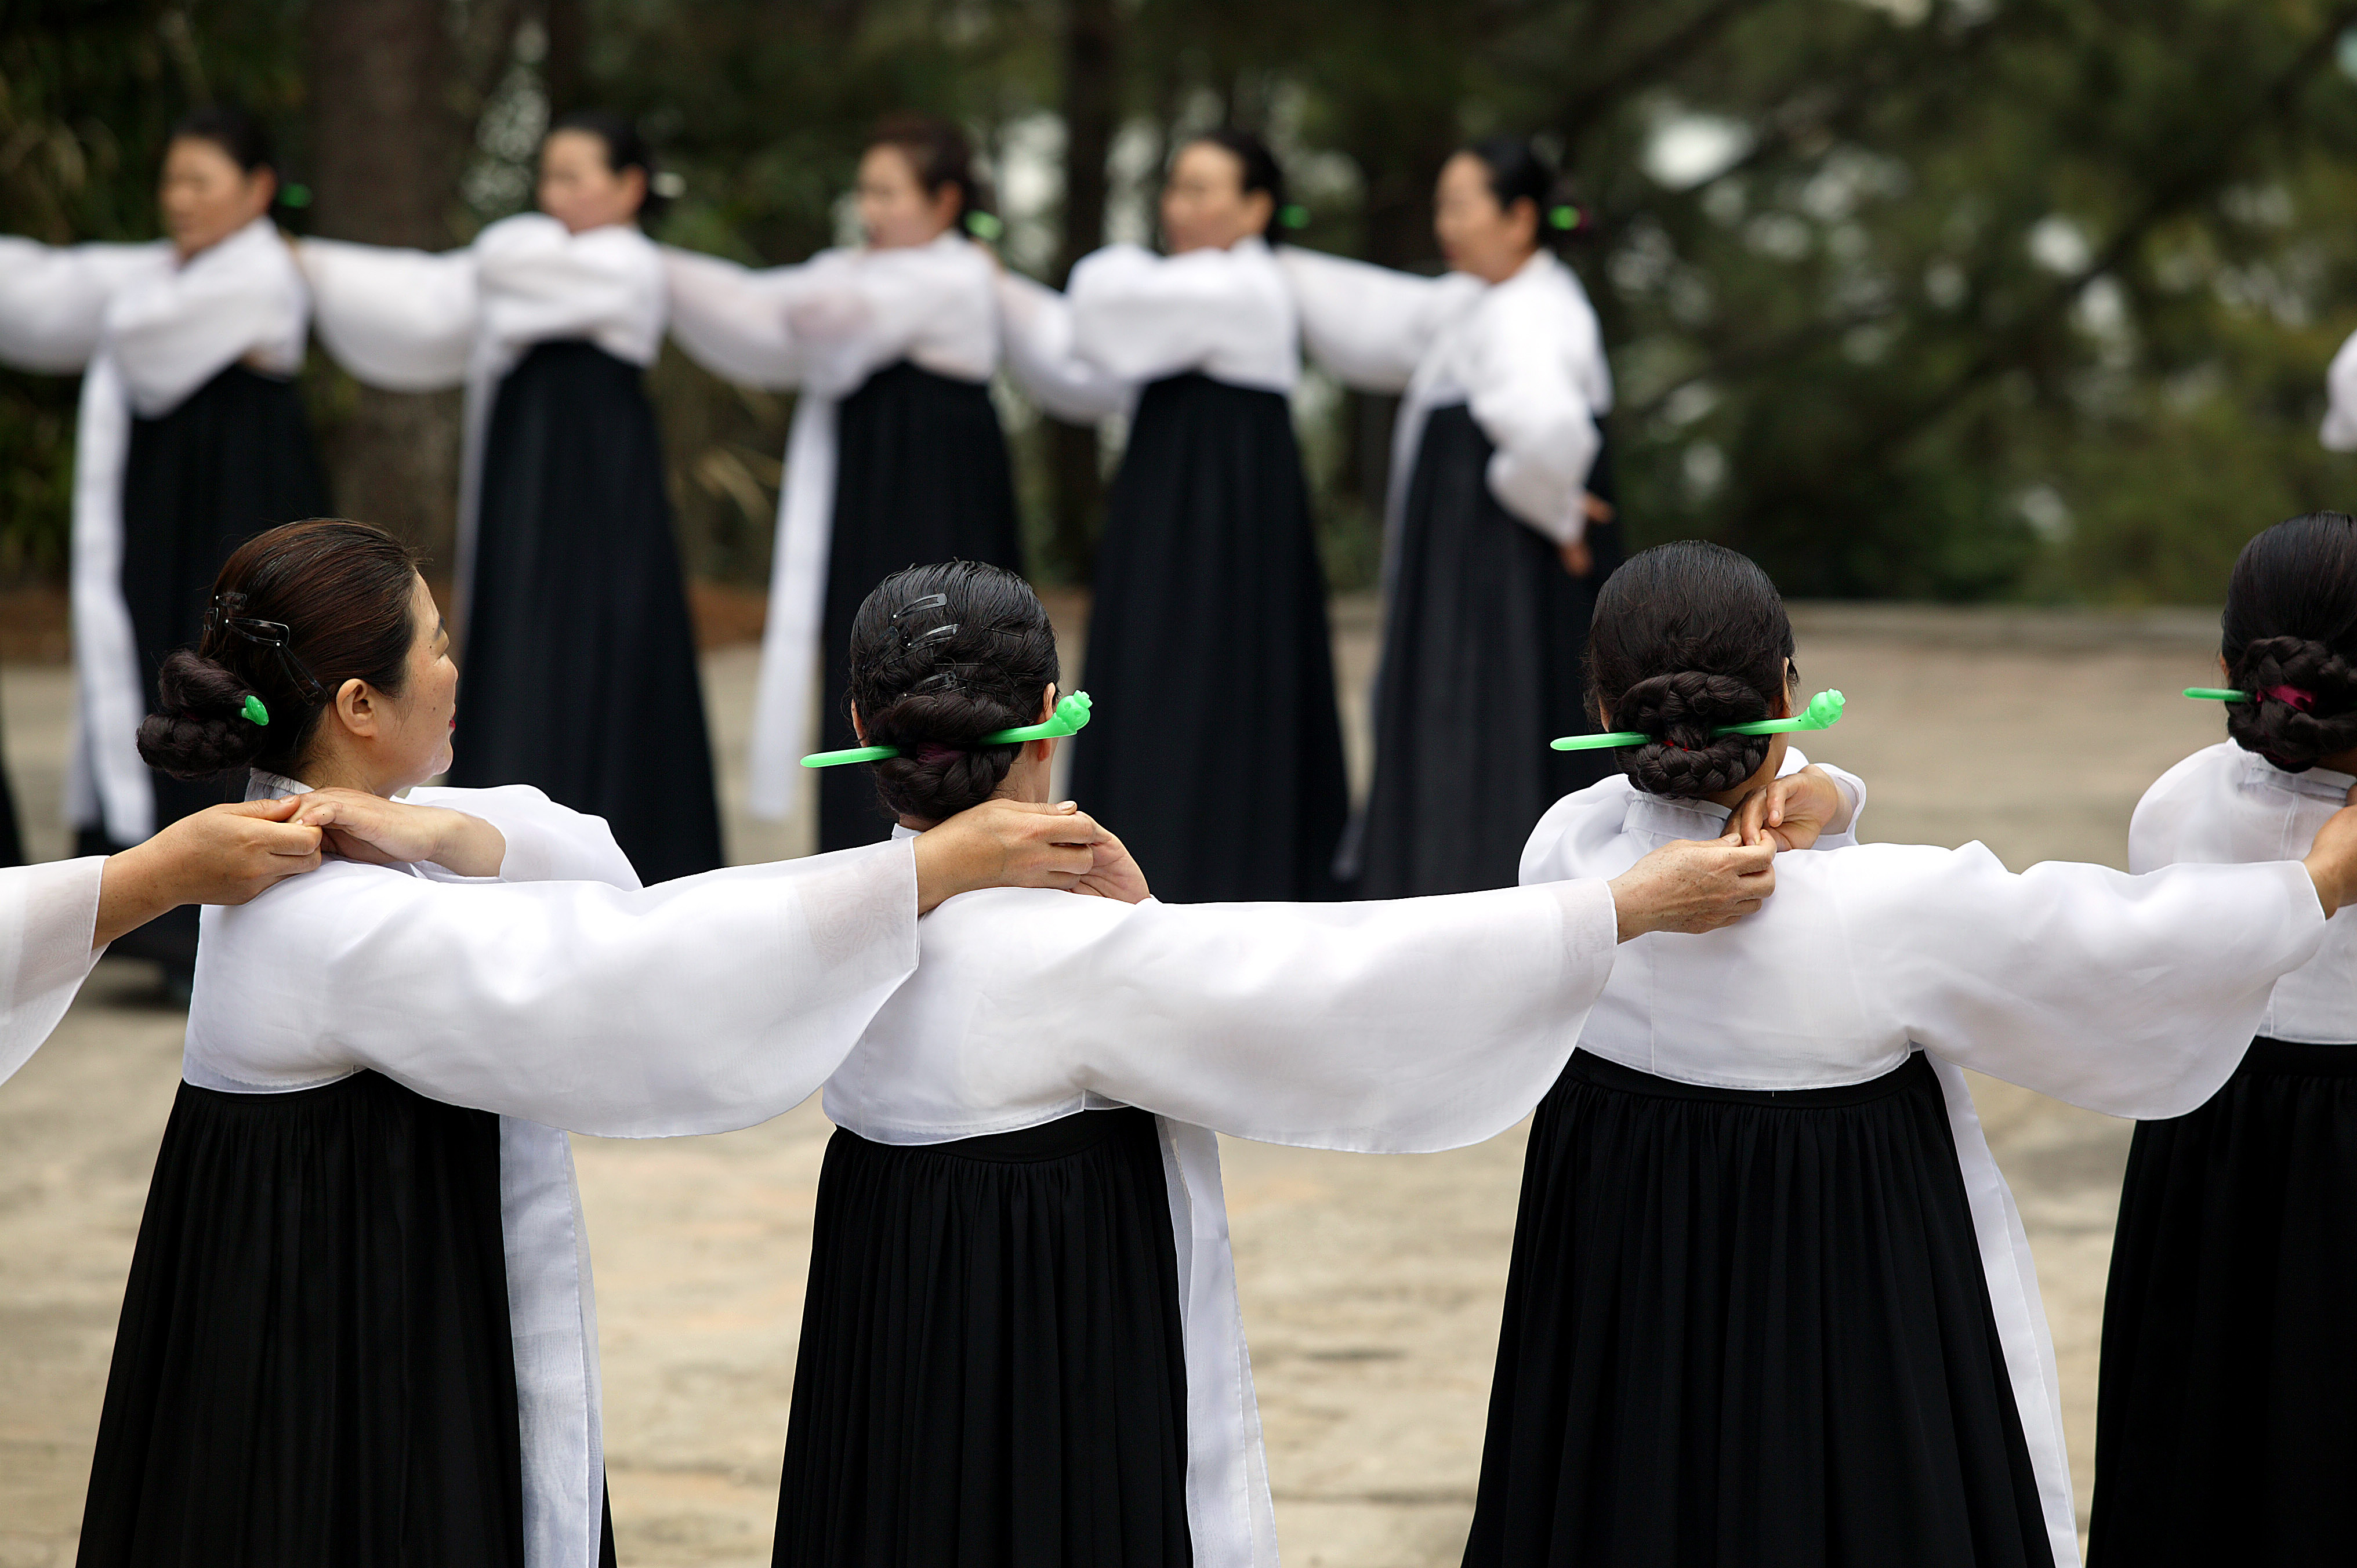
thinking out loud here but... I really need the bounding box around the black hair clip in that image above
[891,594,950,621]
[207,597,330,705]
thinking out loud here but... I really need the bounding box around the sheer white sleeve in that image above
[1843,844,2325,1117]
[1066,242,1284,384]
[402,784,644,888]
[995,271,1129,422]
[0,858,107,1087]
[103,218,310,411]
[1277,246,1475,393]
[184,840,922,1136]
[660,246,803,391]
[0,238,163,372]
[1465,284,1603,545]
[299,237,479,391]
[474,215,664,366]
[2327,328,2357,452]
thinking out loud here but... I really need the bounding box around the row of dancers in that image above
[8,513,2357,1565]
[0,105,1620,958]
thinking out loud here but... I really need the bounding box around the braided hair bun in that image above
[137,649,275,778]
[1587,540,1796,801]
[846,561,1060,825]
[2221,513,2357,772]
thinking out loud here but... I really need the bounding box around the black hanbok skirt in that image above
[775,1108,1191,1568]
[817,361,1024,851]
[1350,405,1621,899]
[1465,1050,2052,1568]
[1,696,21,868]
[86,363,331,966]
[79,1070,529,1567]
[2090,1036,2357,1563]
[1071,372,1347,903]
[450,339,723,885]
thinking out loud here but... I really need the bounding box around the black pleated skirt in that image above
[450,339,723,884]
[1351,405,1621,899]
[79,1070,527,1567]
[2090,1036,2357,1563]
[817,361,1024,852]
[775,1108,1192,1568]
[1,694,21,868]
[1465,1050,2052,1568]
[88,363,332,966]
[1071,372,1348,903]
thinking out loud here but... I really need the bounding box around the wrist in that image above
[96,842,179,948]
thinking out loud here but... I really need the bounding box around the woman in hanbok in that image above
[771,560,1779,1568]
[1281,136,1618,896]
[299,112,721,883]
[662,115,1024,850]
[72,519,1112,1568]
[0,106,328,975]
[2091,510,2357,1563]
[1481,540,2357,1568]
[995,131,1348,903]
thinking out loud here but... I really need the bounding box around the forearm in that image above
[93,844,179,949]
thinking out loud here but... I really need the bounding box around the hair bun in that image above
[2228,634,2357,772]
[1615,670,1774,798]
[136,648,271,779]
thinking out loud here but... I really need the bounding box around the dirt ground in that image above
[0,597,2232,1565]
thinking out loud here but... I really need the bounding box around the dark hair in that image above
[866,112,993,233]
[1181,129,1287,238]
[547,110,668,222]
[2219,511,2357,771]
[169,104,277,176]
[845,561,1060,823]
[136,520,422,780]
[1586,540,1797,799]
[1463,135,1580,246]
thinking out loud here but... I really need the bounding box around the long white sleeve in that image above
[661,246,803,390]
[1277,246,1479,393]
[2326,328,2357,451]
[1065,238,1297,391]
[300,237,479,390]
[0,238,164,372]
[1464,273,1604,545]
[995,271,1129,422]
[0,857,107,1087]
[474,214,665,368]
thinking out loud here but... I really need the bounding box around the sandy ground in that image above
[0,597,2233,1565]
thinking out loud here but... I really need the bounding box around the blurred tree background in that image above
[10,0,2357,605]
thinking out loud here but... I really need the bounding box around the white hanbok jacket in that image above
[1279,246,1611,554]
[828,822,1624,1568]
[1521,776,2330,1568]
[190,775,922,1568]
[2323,329,2357,451]
[2132,742,2357,1043]
[0,219,309,843]
[298,215,667,596]
[659,232,1001,817]
[0,858,107,1083]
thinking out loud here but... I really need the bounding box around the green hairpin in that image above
[1549,204,1580,231]
[241,694,270,727]
[1279,204,1311,230]
[801,691,1094,768]
[964,211,1006,242]
[1550,688,1845,752]
[2184,687,2253,703]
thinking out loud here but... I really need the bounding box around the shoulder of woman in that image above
[472,211,571,255]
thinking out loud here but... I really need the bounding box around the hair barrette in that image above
[1550,688,1846,752]
[241,695,270,727]
[211,612,331,704]
[2185,687,2251,703]
[802,690,1093,768]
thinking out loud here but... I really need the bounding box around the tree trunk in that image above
[304,0,465,576]
[1047,0,1118,583]
[541,0,590,118]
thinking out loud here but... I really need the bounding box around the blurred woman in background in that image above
[663,114,1024,851]
[0,106,327,976]
[1283,136,1619,896]
[300,111,724,883]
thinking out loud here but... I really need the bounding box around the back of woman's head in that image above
[1587,540,1795,799]
[846,561,1059,822]
[2220,511,2357,771]
[1464,134,1576,245]
[136,519,419,780]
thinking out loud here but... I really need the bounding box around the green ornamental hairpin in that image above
[1551,688,1845,752]
[2185,687,2253,703]
[802,690,1094,768]
[241,695,270,727]
[964,211,1006,242]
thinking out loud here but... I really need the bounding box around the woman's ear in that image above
[332,677,377,740]
[850,700,866,744]
[1036,683,1058,725]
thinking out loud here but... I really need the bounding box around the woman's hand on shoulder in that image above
[1069,826,1151,904]
[912,798,1105,913]
[292,789,507,878]
[1730,764,1854,852]
[95,798,325,948]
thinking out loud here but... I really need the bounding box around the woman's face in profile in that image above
[378,574,461,789]
[159,136,274,261]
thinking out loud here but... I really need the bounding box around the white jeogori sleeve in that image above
[661,246,803,391]
[189,840,920,1135]
[1277,246,1475,393]
[2326,329,2357,452]
[1066,243,1268,383]
[1844,843,2326,1118]
[0,857,108,1087]
[0,239,163,372]
[976,879,1619,1152]
[299,237,479,391]
[474,216,662,361]
[995,271,1129,422]
[400,783,644,888]
[1465,283,1603,546]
